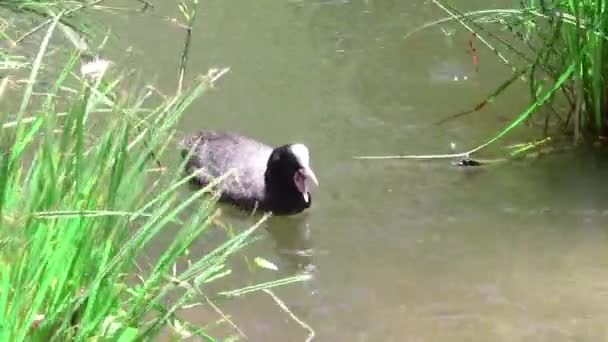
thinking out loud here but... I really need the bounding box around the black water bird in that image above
[180,130,319,215]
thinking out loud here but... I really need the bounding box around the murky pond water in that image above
[93,1,608,340]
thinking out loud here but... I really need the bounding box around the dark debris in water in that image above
[452,157,483,167]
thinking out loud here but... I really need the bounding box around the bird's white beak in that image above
[289,143,318,202]
[294,166,319,203]
[302,166,319,187]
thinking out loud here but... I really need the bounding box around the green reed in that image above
[0,13,307,342]
[448,0,608,144]
[557,0,608,139]
[355,1,608,161]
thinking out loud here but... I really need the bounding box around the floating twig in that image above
[354,64,575,161]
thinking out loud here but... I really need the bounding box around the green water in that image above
[93,1,608,341]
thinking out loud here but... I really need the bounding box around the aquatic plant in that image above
[480,0,608,142]
[357,0,608,161]
[0,10,309,342]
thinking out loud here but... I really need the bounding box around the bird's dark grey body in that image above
[180,130,317,215]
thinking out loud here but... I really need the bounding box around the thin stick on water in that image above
[203,294,247,340]
[354,152,467,161]
[177,0,200,95]
[263,289,315,342]
[0,77,10,102]
[354,64,575,161]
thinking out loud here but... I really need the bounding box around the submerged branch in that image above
[177,0,200,95]
[263,289,315,342]
[429,0,510,65]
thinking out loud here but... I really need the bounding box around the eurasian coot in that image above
[180,130,319,215]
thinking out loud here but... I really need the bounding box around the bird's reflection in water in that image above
[217,205,317,275]
[264,214,316,275]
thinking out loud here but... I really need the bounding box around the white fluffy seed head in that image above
[289,143,310,168]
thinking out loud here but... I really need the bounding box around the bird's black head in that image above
[264,143,319,215]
